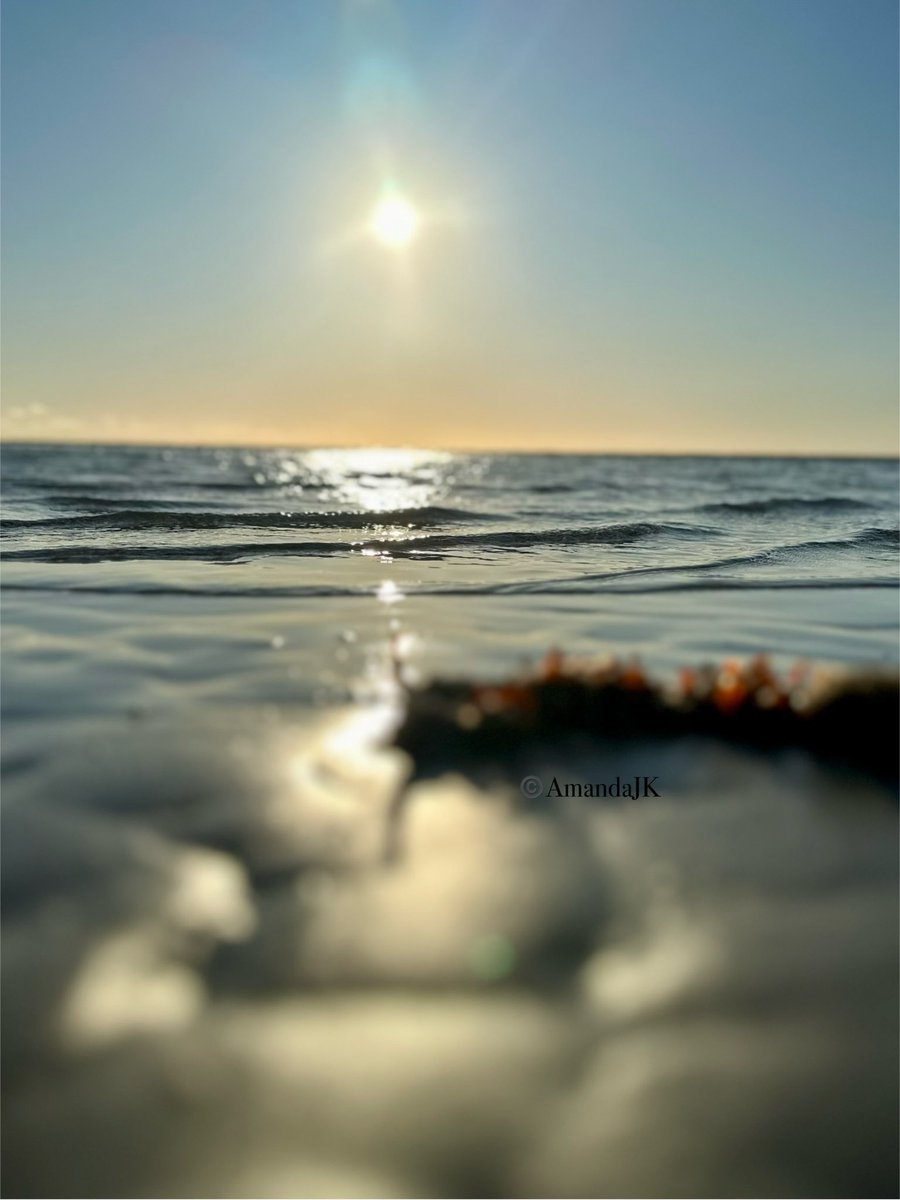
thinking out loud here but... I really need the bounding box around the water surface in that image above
[2,443,898,1199]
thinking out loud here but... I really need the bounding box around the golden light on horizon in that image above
[369,193,420,249]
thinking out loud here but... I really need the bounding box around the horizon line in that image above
[0,436,898,462]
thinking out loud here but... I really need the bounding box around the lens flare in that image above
[369,194,420,249]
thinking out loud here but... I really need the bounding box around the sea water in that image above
[2,443,898,1198]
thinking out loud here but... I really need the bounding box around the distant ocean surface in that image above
[2,442,899,1199]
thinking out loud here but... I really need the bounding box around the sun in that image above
[369,194,420,249]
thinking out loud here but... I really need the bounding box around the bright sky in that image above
[3,0,897,453]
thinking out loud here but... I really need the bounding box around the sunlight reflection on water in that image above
[300,447,454,513]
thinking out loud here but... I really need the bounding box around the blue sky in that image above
[3,0,897,451]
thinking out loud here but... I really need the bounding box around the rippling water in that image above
[3,444,898,680]
[3,444,898,590]
[2,442,898,1199]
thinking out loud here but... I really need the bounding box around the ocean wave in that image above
[849,526,900,548]
[1,505,493,533]
[1,541,355,564]
[7,522,894,569]
[3,524,894,567]
[1,475,291,493]
[2,578,895,600]
[662,527,900,570]
[452,480,588,495]
[768,527,899,552]
[408,521,708,552]
[697,497,878,516]
[699,526,900,564]
[499,530,899,592]
[0,521,709,564]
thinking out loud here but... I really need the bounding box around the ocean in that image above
[3,444,899,691]
[2,441,899,1198]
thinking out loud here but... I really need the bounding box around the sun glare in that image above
[369,194,420,249]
